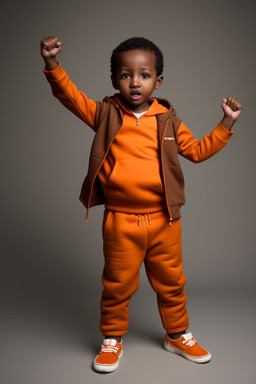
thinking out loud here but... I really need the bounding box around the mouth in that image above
[130,91,142,101]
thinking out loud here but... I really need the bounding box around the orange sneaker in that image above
[164,332,211,363]
[93,339,123,373]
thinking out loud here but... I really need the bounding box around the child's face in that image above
[111,49,163,113]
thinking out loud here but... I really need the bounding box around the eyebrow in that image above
[119,67,153,71]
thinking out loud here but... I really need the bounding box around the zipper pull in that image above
[169,217,172,226]
[136,118,139,126]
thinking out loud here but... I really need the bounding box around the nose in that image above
[130,76,140,88]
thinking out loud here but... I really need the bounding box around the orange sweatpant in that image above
[100,210,189,336]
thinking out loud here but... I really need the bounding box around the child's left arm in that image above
[220,97,243,131]
[177,96,242,163]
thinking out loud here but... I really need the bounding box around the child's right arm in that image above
[41,36,96,129]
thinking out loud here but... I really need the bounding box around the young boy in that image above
[41,36,242,373]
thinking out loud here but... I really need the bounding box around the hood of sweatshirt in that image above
[103,93,177,119]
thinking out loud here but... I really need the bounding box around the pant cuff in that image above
[101,331,127,337]
[165,325,188,334]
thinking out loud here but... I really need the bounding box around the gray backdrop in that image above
[1,0,256,383]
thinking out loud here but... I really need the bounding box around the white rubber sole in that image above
[93,349,123,373]
[164,342,212,364]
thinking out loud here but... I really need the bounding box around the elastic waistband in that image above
[105,202,167,215]
[136,212,172,227]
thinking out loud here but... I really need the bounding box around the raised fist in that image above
[41,36,62,59]
[221,97,242,121]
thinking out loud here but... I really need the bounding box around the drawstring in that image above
[137,214,152,226]
[136,213,171,226]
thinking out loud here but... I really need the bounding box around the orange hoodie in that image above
[98,95,168,213]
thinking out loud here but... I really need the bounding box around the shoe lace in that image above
[182,334,197,347]
[100,344,120,354]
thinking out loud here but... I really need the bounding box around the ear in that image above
[111,76,119,90]
[155,75,163,90]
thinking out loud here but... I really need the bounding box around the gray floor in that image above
[1,287,256,384]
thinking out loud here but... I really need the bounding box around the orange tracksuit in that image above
[44,64,233,336]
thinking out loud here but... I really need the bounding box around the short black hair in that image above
[111,37,164,77]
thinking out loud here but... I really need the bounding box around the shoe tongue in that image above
[103,339,117,346]
[183,332,193,341]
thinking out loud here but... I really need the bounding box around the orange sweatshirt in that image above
[98,95,168,213]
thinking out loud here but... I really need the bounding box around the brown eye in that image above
[121,73,129,79]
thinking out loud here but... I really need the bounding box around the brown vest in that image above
[79,97,185,222]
